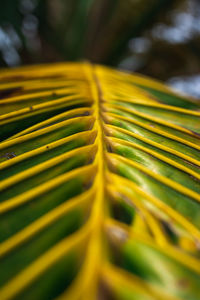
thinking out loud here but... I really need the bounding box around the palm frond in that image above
[0,62,200,300]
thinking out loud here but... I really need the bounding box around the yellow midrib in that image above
[81,64,106,298]
[58,63,107,300]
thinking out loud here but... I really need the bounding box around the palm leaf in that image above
[0,62,200,300]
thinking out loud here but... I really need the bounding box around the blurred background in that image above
[0,0,200,98]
